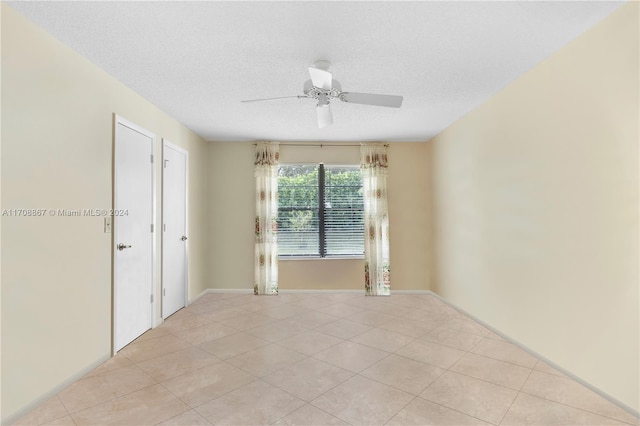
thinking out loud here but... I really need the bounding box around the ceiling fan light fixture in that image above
[317,93,330,107]
[316,103,333,128]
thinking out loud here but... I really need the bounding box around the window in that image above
[278,164,364,257]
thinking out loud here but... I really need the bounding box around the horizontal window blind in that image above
[277,164,363,257]
[278,165,320,256]
[323,166,364,256]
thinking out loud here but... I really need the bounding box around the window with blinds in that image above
[278,164,364,257]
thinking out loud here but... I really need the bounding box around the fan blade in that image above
[340,92,403,108]
[308,67,333,90]
[241,95,308,103]
[316,104,333,128]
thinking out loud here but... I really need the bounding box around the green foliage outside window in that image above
[278,164,364,257]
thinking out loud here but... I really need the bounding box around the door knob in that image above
[181,236,188,241]
[117,243,132,251]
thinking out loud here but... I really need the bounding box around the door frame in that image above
[161,139,189,317]
[112,114,157,354]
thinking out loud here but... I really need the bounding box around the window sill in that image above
[279,256,364,261]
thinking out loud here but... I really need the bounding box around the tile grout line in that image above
[120,333,196,364]
[419,320,496,424]
[226,351,312,381]
[413,393,502,425]
[154,380,201,422]
[355,354,439,397]
[464,336,539,370]
[34,395,76,426]
[176,361,264,413]
[258,376,348,424]
[516,389,639,426]
[455,347,538,374]
[495,362,535,425]
[195,332,271,359]
[355,341,493,425]
[151,409,207,426]
[419,324,518,426]
[56,362,159,415]
[273,334,346,356]
[136,348,223,383]
[519,369,638,425]
[382,394,420,425]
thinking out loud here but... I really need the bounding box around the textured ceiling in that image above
[9,1,624,142]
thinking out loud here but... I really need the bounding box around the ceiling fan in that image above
[241,60,403,128]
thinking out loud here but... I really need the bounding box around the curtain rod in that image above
[253,143,389,147]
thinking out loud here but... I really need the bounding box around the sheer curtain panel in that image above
[254,142,279,295]
[360,143,391,296]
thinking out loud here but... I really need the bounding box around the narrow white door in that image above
[114,116,155,352]
[162,141,188,318]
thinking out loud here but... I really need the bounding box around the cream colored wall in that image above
[208,142,430,291]
[1,4,209,422]
[428,2,638,411]
[387,143,430,290]
[207,141,255,290]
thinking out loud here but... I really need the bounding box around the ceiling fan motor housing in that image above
[303,79,342,102]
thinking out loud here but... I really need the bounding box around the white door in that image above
[162,141,188,318]
[114,116,155,352]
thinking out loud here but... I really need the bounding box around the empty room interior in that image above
[1,1,638,425]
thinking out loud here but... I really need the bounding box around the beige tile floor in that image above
[15,293,640,426]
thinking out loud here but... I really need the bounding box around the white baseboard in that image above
[206,288,253,294]
[188,288,251,304]
[427,291,640,420]
[279,289,362,294]
[278,289,431,295]
[389,290,431,294]
[192,288,432,296]
[2,353,111,426]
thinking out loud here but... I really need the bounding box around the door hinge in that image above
[151,224,154,232]
[163,224,166,232]
[150,294,154,303]
[151,154,154,163]
[164,159,169,168]
[163,288,166,297]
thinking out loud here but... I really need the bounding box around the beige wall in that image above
[428,2,638,411]
[1,4,209,422]
[207,141,255,290]
[208,142,430,291]
[387,143,431,291]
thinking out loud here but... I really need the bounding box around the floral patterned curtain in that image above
[361,143,391,296]
[254,142,279,295]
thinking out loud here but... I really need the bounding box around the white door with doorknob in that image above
[162,140,188,318]
[114,116,155,352]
